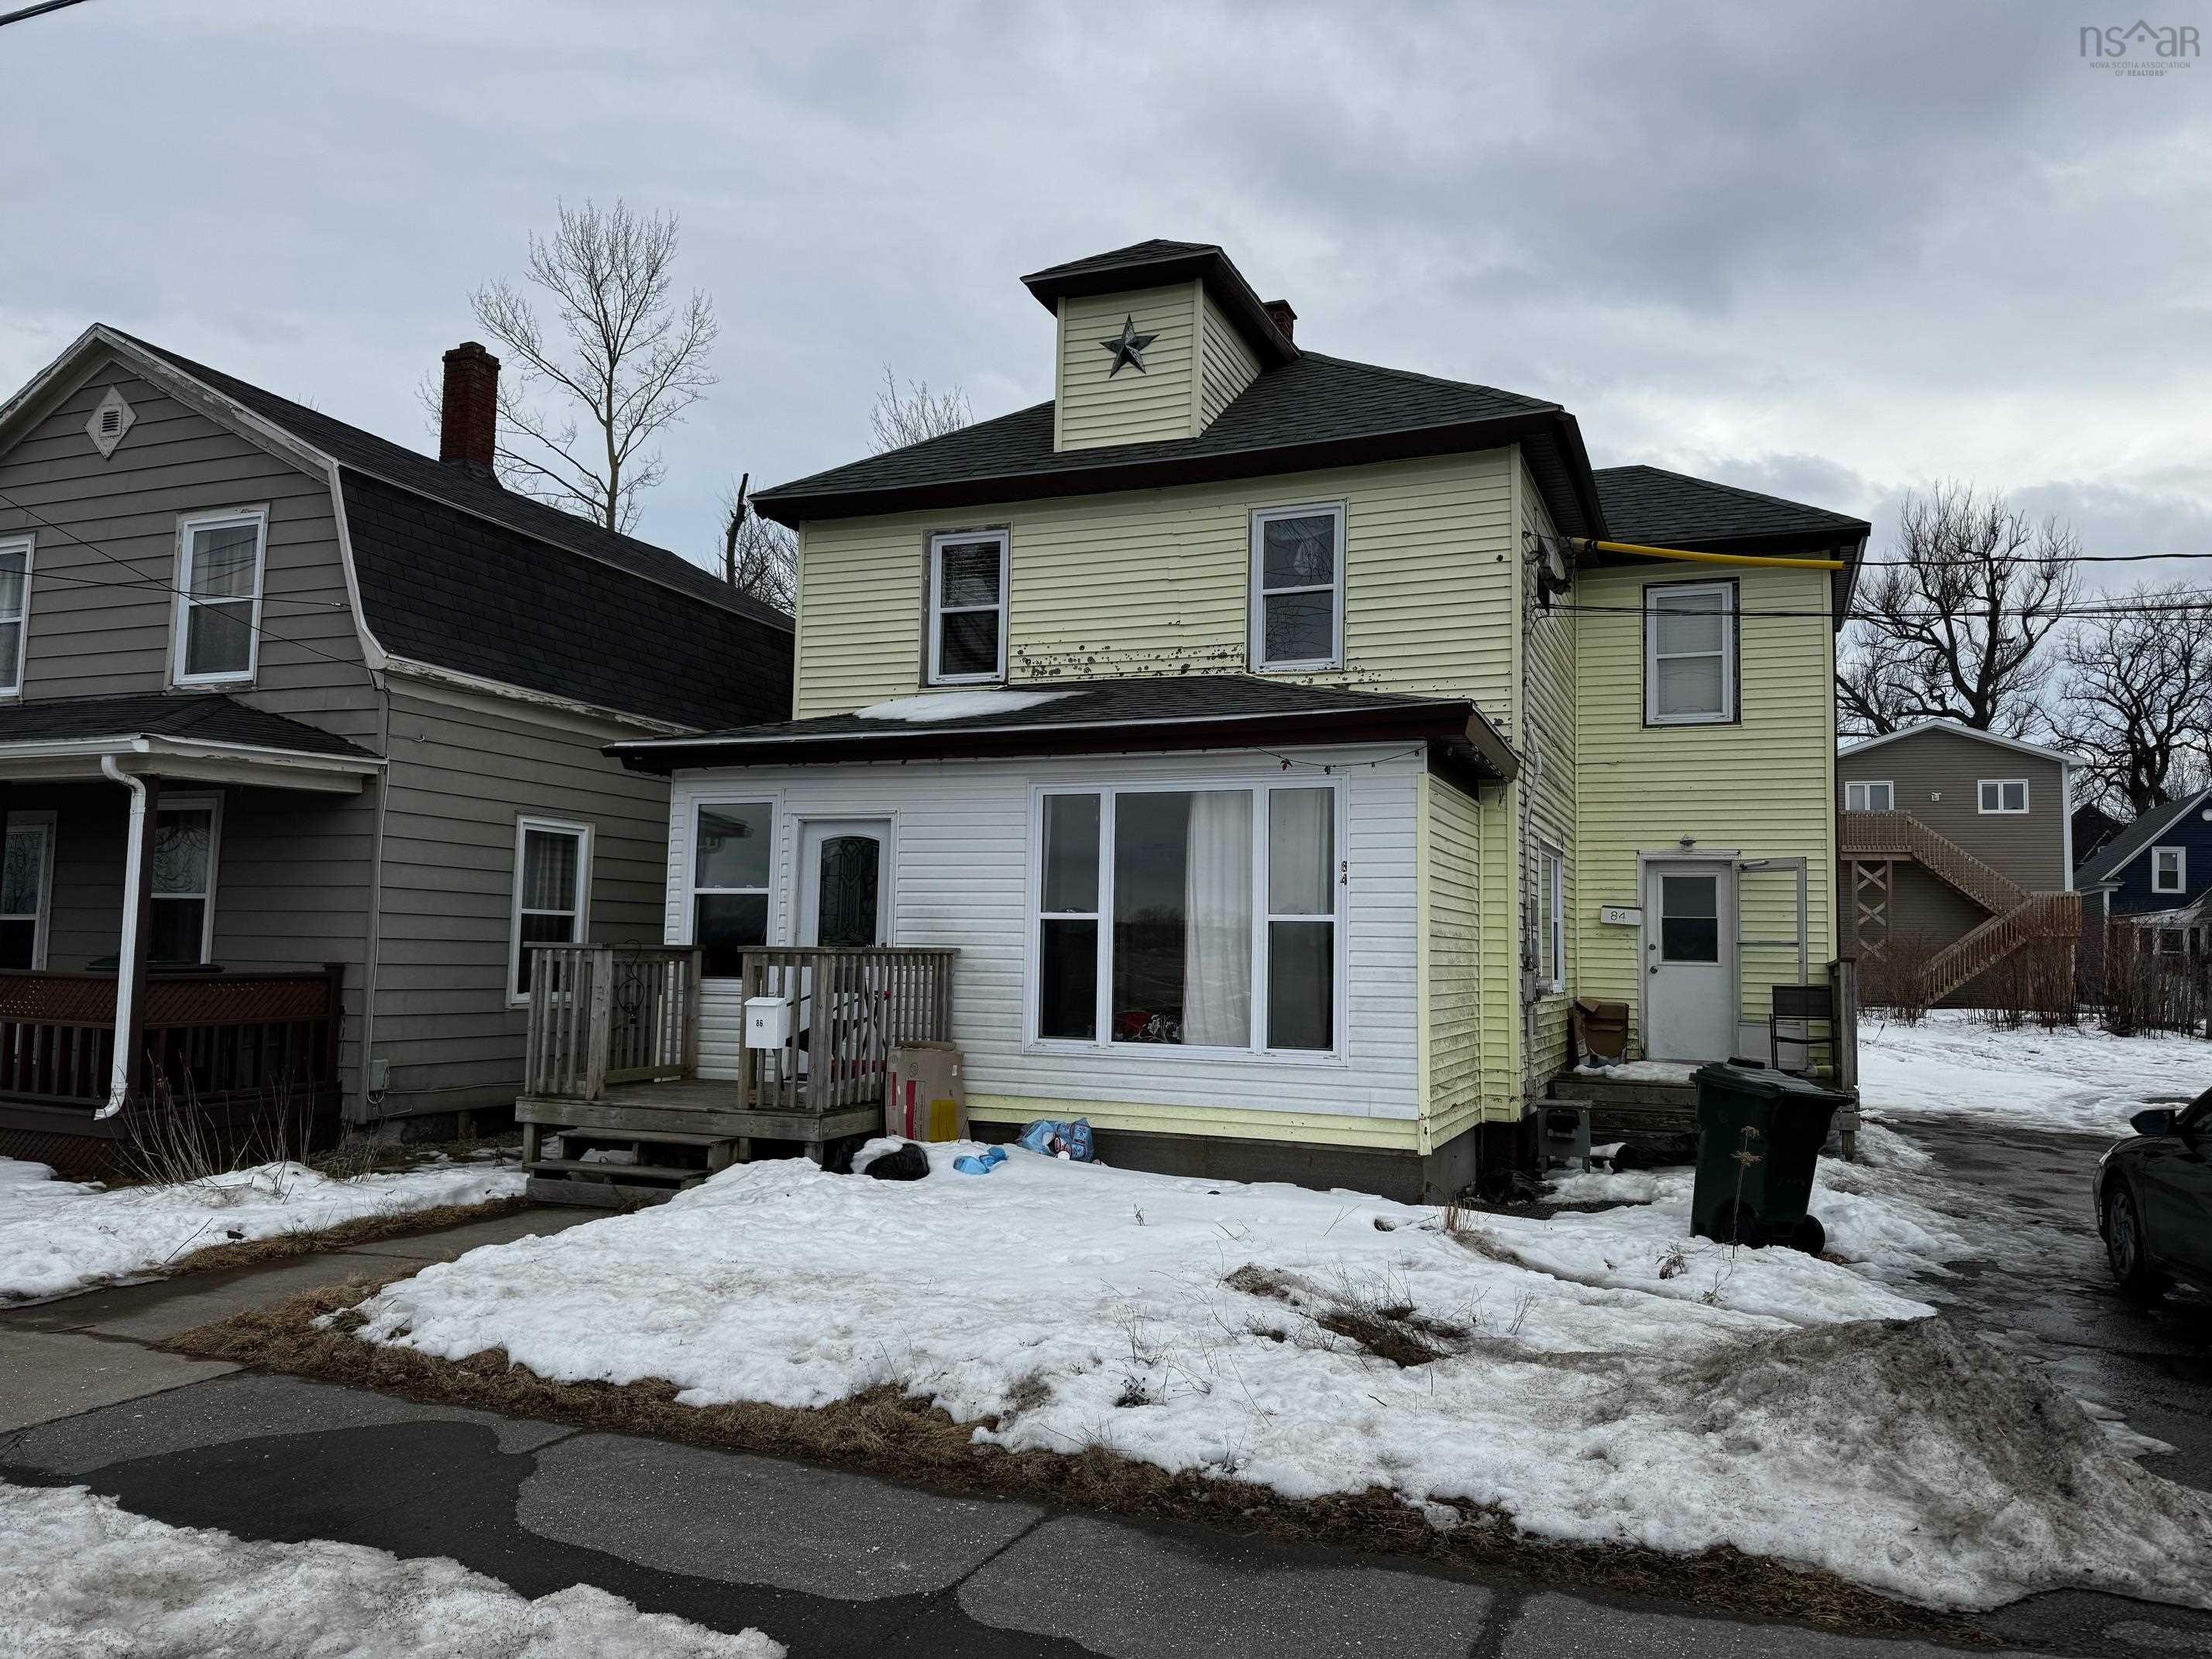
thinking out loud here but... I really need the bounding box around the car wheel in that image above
[2103,1183,2166,1302]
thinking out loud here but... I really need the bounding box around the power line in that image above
[0,0,94,28]
[1544,595,2212,622]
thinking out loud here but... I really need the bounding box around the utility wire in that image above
[0,0,94,28]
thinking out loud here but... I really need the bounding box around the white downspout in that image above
[98,754,148,1119]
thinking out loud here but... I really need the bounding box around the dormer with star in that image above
[1021,239,1300,452]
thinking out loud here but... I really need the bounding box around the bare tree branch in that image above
[868,364,970,454]
[718,476,796,613]
[2050,584,2212,815]
[447,198,719,532]
[1836,483,2078,739]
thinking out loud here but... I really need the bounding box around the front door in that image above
[798,820,890,946]
[1644,860,1736,1063]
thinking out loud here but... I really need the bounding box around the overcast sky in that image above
[4,2,2206,590]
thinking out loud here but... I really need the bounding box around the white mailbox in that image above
[744,995,794,1050]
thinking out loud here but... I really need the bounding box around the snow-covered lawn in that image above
[338,1140,2212,1611]
[0,1480,780,1657]
[0,1156,527,1307]
[1859,1011,2211,1134]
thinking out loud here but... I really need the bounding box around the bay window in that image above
[1033,781,1339,1053]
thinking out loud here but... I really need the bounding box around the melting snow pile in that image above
[0,1481,781,1657]
[342,1143,2212,1608]
[0,1156,526,1307]
[1859,1011,2209,1133]
[853,690,1071,722]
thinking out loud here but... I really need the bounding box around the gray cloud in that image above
[2,0,2205,579]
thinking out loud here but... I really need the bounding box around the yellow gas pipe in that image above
[1569,536,1845,572]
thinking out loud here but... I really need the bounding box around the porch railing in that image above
[0,965,345,1108]
[737,946,957,1115]
[523,944,702,1101]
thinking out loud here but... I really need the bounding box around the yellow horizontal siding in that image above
[792,449,1518,720]
[1571,564,1839,1050]
[967,1093,1421,1151]
[1520,459,1575,1081]
[1197,290,1260,430]
[1056,284,1198,452]
[1425,772,1488,1142]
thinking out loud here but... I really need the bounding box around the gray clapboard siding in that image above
[367,684,672,1115]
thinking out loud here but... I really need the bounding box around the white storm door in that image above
[1643,860,1736,1063]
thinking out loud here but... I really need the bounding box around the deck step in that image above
[548,1128,739,1149]
[525,1175,682,1209]
[526,1156,709,1184]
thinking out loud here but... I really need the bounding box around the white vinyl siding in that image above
[1978,778,2028,814]
[1644,580,1736,725]
[171,506,268,685]
[1845,780,1893,812]
[0,536,30,695]
[2152,846,2186,894]
[661,745,1422,1132]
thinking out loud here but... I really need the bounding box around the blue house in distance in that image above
[2076,785,2212,941]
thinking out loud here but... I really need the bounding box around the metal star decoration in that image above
[1097,314,1157,376]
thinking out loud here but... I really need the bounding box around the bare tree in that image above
[462,199,719,533]
[1836,483,2078,738]
[2052,586,2212,815]
[718,473,796,613]
[868,364,970,454]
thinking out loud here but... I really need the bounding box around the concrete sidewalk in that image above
[1,1205,2201,1658]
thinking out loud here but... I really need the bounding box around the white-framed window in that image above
[1250,503,1345,672]
[172,507,267,685]
[1644,580,1736,725]
[150,795,222,966]
[0,811,56,970]
[1539,845,1566,994]
[691,800,774,977]
[1978,778,2029,815]
[926,530,1008,685]
[1032,780,1341,1055]
[0,535,31,696]
[1845,780,1894,812]
[2152,846,2186,895]
[509,817,592,1003]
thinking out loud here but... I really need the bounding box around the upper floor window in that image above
[0,536,29,696]
[509,817,592,1003]
[173,508,267,685]
[1978,778,2028,815]
[1845,780,1894,812]
[1250,504,1345,672]
[2152,846,2186,895]
[1645,581,1736,725]
[927,531,1008,684]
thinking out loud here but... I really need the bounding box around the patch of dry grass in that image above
[163,1197,533,1277]
[163,1276,1995,1646]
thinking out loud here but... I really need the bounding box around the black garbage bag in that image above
[1610,1131,1698,1172]
[861,1141,930,1182]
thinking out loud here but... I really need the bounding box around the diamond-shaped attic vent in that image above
[87,386,135,459]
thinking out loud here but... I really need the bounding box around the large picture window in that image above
[1033,782,1339,1053]
[1644,581,1736,725]
[1250,504,1345,672]
[173,508,267,685]
[692,801,773,975]
[0,536,30,696]
[509,818,591,1002]
[927,530,1008,684]
[150,797,221,965]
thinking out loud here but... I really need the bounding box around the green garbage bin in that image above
[1690,1061,1847,1253]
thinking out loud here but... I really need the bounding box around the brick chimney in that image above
[438,342,500,473]
[1262,300,1297,344]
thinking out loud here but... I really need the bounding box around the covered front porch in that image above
[0,693,381,1169]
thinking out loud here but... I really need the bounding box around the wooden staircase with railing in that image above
[1839,811,2080,1001]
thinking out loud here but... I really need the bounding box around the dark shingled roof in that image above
[0,692,377,758]
[610,673,1517,784]
[2076,786,2212,888]
[1021,239,1225,285]
[106,331,794,730]
[1019,239,1297,366]
[1592,465,1870,549]
[753,352,1598,533]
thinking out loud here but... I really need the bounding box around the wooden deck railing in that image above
[0,965,344,1108]
[1922,891,2083,1005]
[1838,811,2028,915]
[737,946,957,1115]
[523,945,702,1101]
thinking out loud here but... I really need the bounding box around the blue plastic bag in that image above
[953,1146,1008,1176]
[1015,1118,1096,1162]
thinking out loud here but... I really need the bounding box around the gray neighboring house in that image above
[0,327,792,1173]
[1836,720,2078,1005]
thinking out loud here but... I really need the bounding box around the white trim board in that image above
[1839,718,2071,766]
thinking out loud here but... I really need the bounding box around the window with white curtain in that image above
[1644,581,1736,724]
[173,509,266,684]
[0,537,30,695]
[1034,781,1338,1053]
[509,818,591,1002]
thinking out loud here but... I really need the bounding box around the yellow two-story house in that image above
[615,241,1867,1199]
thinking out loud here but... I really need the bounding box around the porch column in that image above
[99,766,160,1118]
